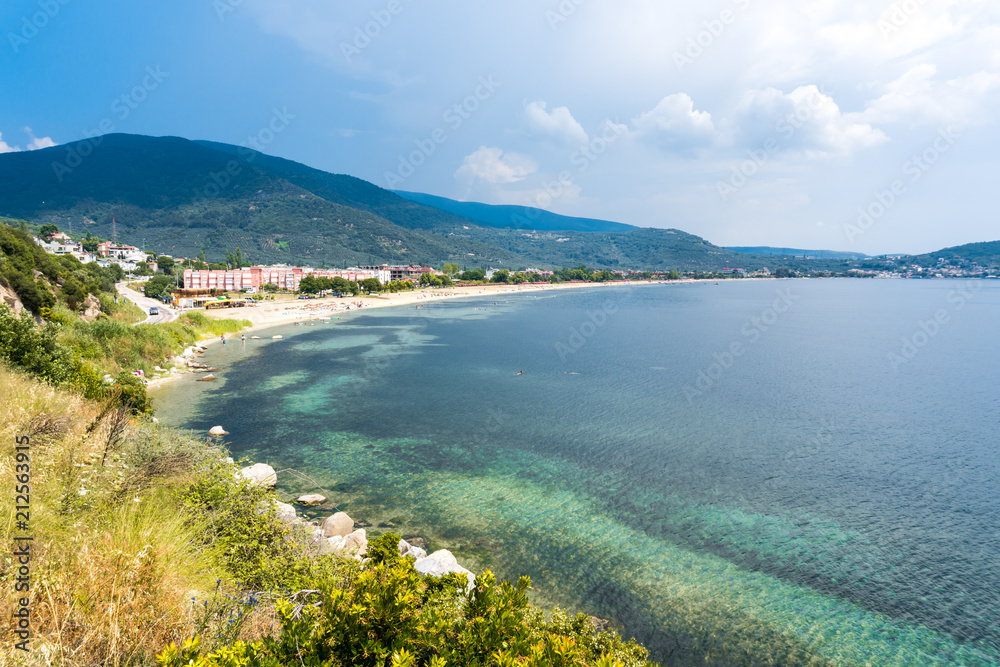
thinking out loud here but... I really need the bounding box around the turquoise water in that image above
[155,280,1000,665]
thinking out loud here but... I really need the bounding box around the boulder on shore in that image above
[413,549,475,588]
[209,426,228,436]
[240,463,277,487]
[398,539,427,561]
[298,494,326,506]
[341,529,368,557]
[273,501,297,523]
[196,374,217,382]
[321,511,354,538]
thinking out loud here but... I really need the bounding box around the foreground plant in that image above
[157,534,654,667]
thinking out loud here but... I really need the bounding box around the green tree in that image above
[61,277,87,311]
[262,282,279,293]
[442,262,460,276]
[459,269,485,282]
[144,274,175,300]
[133,262,154,277]
[156,256,175,275]
[38,223,60,241]
[491,269,510,283]
[359,277,382,293]
[82,231,100,252]
[298,275,322,294]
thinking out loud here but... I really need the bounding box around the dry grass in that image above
[0,365,227,667]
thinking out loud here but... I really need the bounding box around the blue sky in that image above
[1,0,997,254]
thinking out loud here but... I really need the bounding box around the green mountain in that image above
[905,240,1000,268]
[727,246,870,260]
[0,133,767,270]
[394,190,636,233]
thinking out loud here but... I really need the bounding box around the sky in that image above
[1,0,998,255]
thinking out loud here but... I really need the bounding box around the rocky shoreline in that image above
[235,459,477,587]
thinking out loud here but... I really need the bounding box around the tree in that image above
[299,274,322,294]
[359,277,382,293]
[133,262,154,277]
[39,224,59,241]
[235,247,244,268]
[156,256,175,275]
[144,275,175,300]
[262,283,279,293]
[442,262,460,276]
[82,231,99,252]
[198,250,207,265]
[61,277,87,311]
[460,269,485,282]
[491,269,510,283]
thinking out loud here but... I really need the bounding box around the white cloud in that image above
[632,94,716,149]
[523,101,589,146]
[733,85,886,157]
[862,64,1000,126]
[23,127,55,150]
[0,133,18,154]
[455,146,537,186]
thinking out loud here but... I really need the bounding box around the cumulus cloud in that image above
[523,101,589,146]
[23,127,55,150]
[0,128,56,153]
[631,94,716,149]
[862,64,1000,126]
[0,133,18,154]
[733,85,886,157]
[455,146,537,185]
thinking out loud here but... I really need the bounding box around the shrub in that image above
[157,562,655,667]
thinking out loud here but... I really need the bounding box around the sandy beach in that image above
[198,280,666,330]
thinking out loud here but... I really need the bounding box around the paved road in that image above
[116,282,179,325]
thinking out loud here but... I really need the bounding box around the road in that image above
[115,282,179,325]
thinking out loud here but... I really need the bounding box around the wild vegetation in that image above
[0,362,656,667]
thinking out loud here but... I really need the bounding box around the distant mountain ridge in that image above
[0,133,770,270]
[394,191,637,233]
[727,246,870,260]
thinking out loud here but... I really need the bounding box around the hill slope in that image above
[0,133,766,270]
[727,246,869,260]
[394,190,637,233]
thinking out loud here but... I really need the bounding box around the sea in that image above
[155,279,1000,666]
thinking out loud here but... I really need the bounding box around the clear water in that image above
[155,280,1000,666]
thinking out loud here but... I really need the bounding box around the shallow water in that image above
[156,280,1000,665]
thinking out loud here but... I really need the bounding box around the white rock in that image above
[272,335,283,340]
[324,535,346,553]
[341,529,368,557]
[321,512,354,538]
[398,539,427,561]
[274,501,297,523]
[240,463,277,487]
[414,550,475,588]
[209,426,228,436]
[297,494,326,506]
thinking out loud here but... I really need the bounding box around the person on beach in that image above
[221,335,226,346]
[241,334,246,343]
